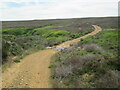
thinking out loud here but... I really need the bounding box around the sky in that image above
[0,0,119,21]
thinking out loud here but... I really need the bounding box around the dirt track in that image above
[2,25,102,88]
[56,25,102,48]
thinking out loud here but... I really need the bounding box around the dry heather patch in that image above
[82,43,104,52]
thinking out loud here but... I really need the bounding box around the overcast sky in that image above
[0,0,119,21]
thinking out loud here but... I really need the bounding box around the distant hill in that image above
[2,17,118,32]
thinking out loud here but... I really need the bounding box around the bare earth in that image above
[2,25,102,88]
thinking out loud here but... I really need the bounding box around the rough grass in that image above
[104,28,116,31]
[51,28,120,88]
[81,29,118,55]
[2,25,93,64]
[2,28,28,36]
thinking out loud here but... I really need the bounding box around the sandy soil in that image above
[2,25,102,88]
[2,50,58,88]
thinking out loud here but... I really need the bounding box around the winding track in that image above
[2,25,102,88]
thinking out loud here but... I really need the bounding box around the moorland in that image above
[1,17,120,88]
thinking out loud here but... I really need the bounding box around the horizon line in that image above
[1,16,118,22]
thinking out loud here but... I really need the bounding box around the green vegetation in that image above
[2,25,92,64]
[81,29,118,55]
[51,28,120,88]
[3,28,29,36]
[104,28,116,30]
[29,29,70,41]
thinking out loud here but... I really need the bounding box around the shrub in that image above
[73,76,93,88]
[63,46,76,53]
[95,70,120,88]
[2,28,28,36]
[55,65,73,79]
[68,53,105,75]
[2,39,10,63]
[82,43,104,53]
[82,53,100,61]
[9,42,23,56]
[2,35,16,40]
[51,28,119,88]
[81,54,105,73]
[14,58,20,63]
[68,56,85,70]
[66,54,102,74]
